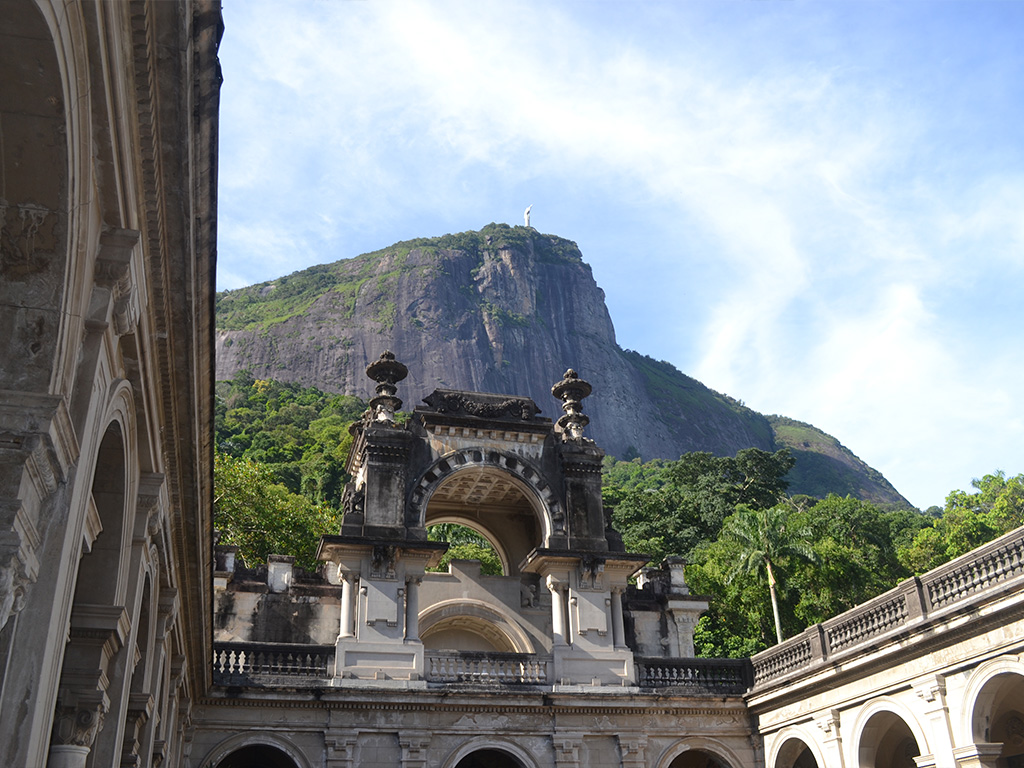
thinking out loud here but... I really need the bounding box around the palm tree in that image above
[722,503,816,645]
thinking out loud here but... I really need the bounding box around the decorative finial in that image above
[365,350,408,425]
[551,368,592,442]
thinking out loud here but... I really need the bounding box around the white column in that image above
[548,576,568,646]
[47,746,91,768]
[405,577,421,641]
[339,574,354,638]
[610,588,626,649]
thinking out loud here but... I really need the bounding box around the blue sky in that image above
[216,0,1024,510]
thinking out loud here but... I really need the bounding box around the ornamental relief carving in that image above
[0,200,59,277]
[51,704,105,748]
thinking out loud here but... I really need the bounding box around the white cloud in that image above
[217,0,1024,506]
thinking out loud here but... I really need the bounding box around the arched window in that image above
[969,671,1024,767]
[774,738,820,768]
[668,749,733,768]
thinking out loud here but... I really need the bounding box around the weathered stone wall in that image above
[0,2,220,766]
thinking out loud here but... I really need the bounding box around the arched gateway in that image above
[205,354,752,766]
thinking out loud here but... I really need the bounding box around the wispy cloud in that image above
[218,0,1024,507]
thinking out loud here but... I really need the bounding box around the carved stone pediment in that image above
[422,389,542,421]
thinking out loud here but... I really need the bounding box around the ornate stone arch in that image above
[74,379,140,604]
[419,598,536,654]
[850,696,930,768]
[441,735,539,768]
[656,736,747,768]
[201,731,314,768]
[767,726,826,768]
[958,655,1024,744]
[409,448,564,540]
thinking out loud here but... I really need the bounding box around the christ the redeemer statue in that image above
[524,204,533,228]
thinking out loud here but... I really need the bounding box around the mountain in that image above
[215,224,910,506]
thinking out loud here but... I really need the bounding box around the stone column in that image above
[48,699,105,768]
[610,588,626,650]
[548,576,568,646]
[405,577,421,641]
[339,573,355,639]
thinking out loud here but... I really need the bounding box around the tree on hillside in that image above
[899,471,1024,574]
[607,448,794,562]
[721,504,816,645]
[214,451,341,570]
[788,495,919,627]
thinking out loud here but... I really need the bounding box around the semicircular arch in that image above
[959,656,1024,745]
[656,736,746,768]
[419,598,535,654]
[850,697,929,768]
[427,515,511,575]
[201,731,314,768]
[410,449,563,542]
[768,727,825,768]
[440,736,538,768]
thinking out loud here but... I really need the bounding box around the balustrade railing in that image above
[927,533,1024,610]
[426,651,549,685]
[213,642,333,684]
[750,526,1024,689]
[826,593,908,654]
[636,658,751,694]
[752,638,813,686]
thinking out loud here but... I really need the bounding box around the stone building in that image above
[0,0,219,765]
[3,1,1024,767]
[197,355,1024,768]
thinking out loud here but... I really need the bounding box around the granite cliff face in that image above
[216,224,908,505]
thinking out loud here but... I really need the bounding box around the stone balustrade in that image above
[826,592,908,655]
[751,525,1024,689]
[636,657,751,694]
[212,642,333,685]
[425,651,550,685]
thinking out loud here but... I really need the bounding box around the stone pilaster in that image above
[399,732,431,768]
[915,674,955,768]
[618,735,647,768]
[816,708,846,768]
[0,392,77,629]
[553,734,582,768]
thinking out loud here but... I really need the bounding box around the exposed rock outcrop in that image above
[215,224,909,506]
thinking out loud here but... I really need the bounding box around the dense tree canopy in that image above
[605,453,1021,657]
[215,372,366,507]
[213,373,366,568]
[214,452,341,570]
[898,471,1024,573]
[604,448,795,563]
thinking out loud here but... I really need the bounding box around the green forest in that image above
[214,375,1024,656]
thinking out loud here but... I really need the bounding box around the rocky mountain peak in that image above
[216,224,909,506]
